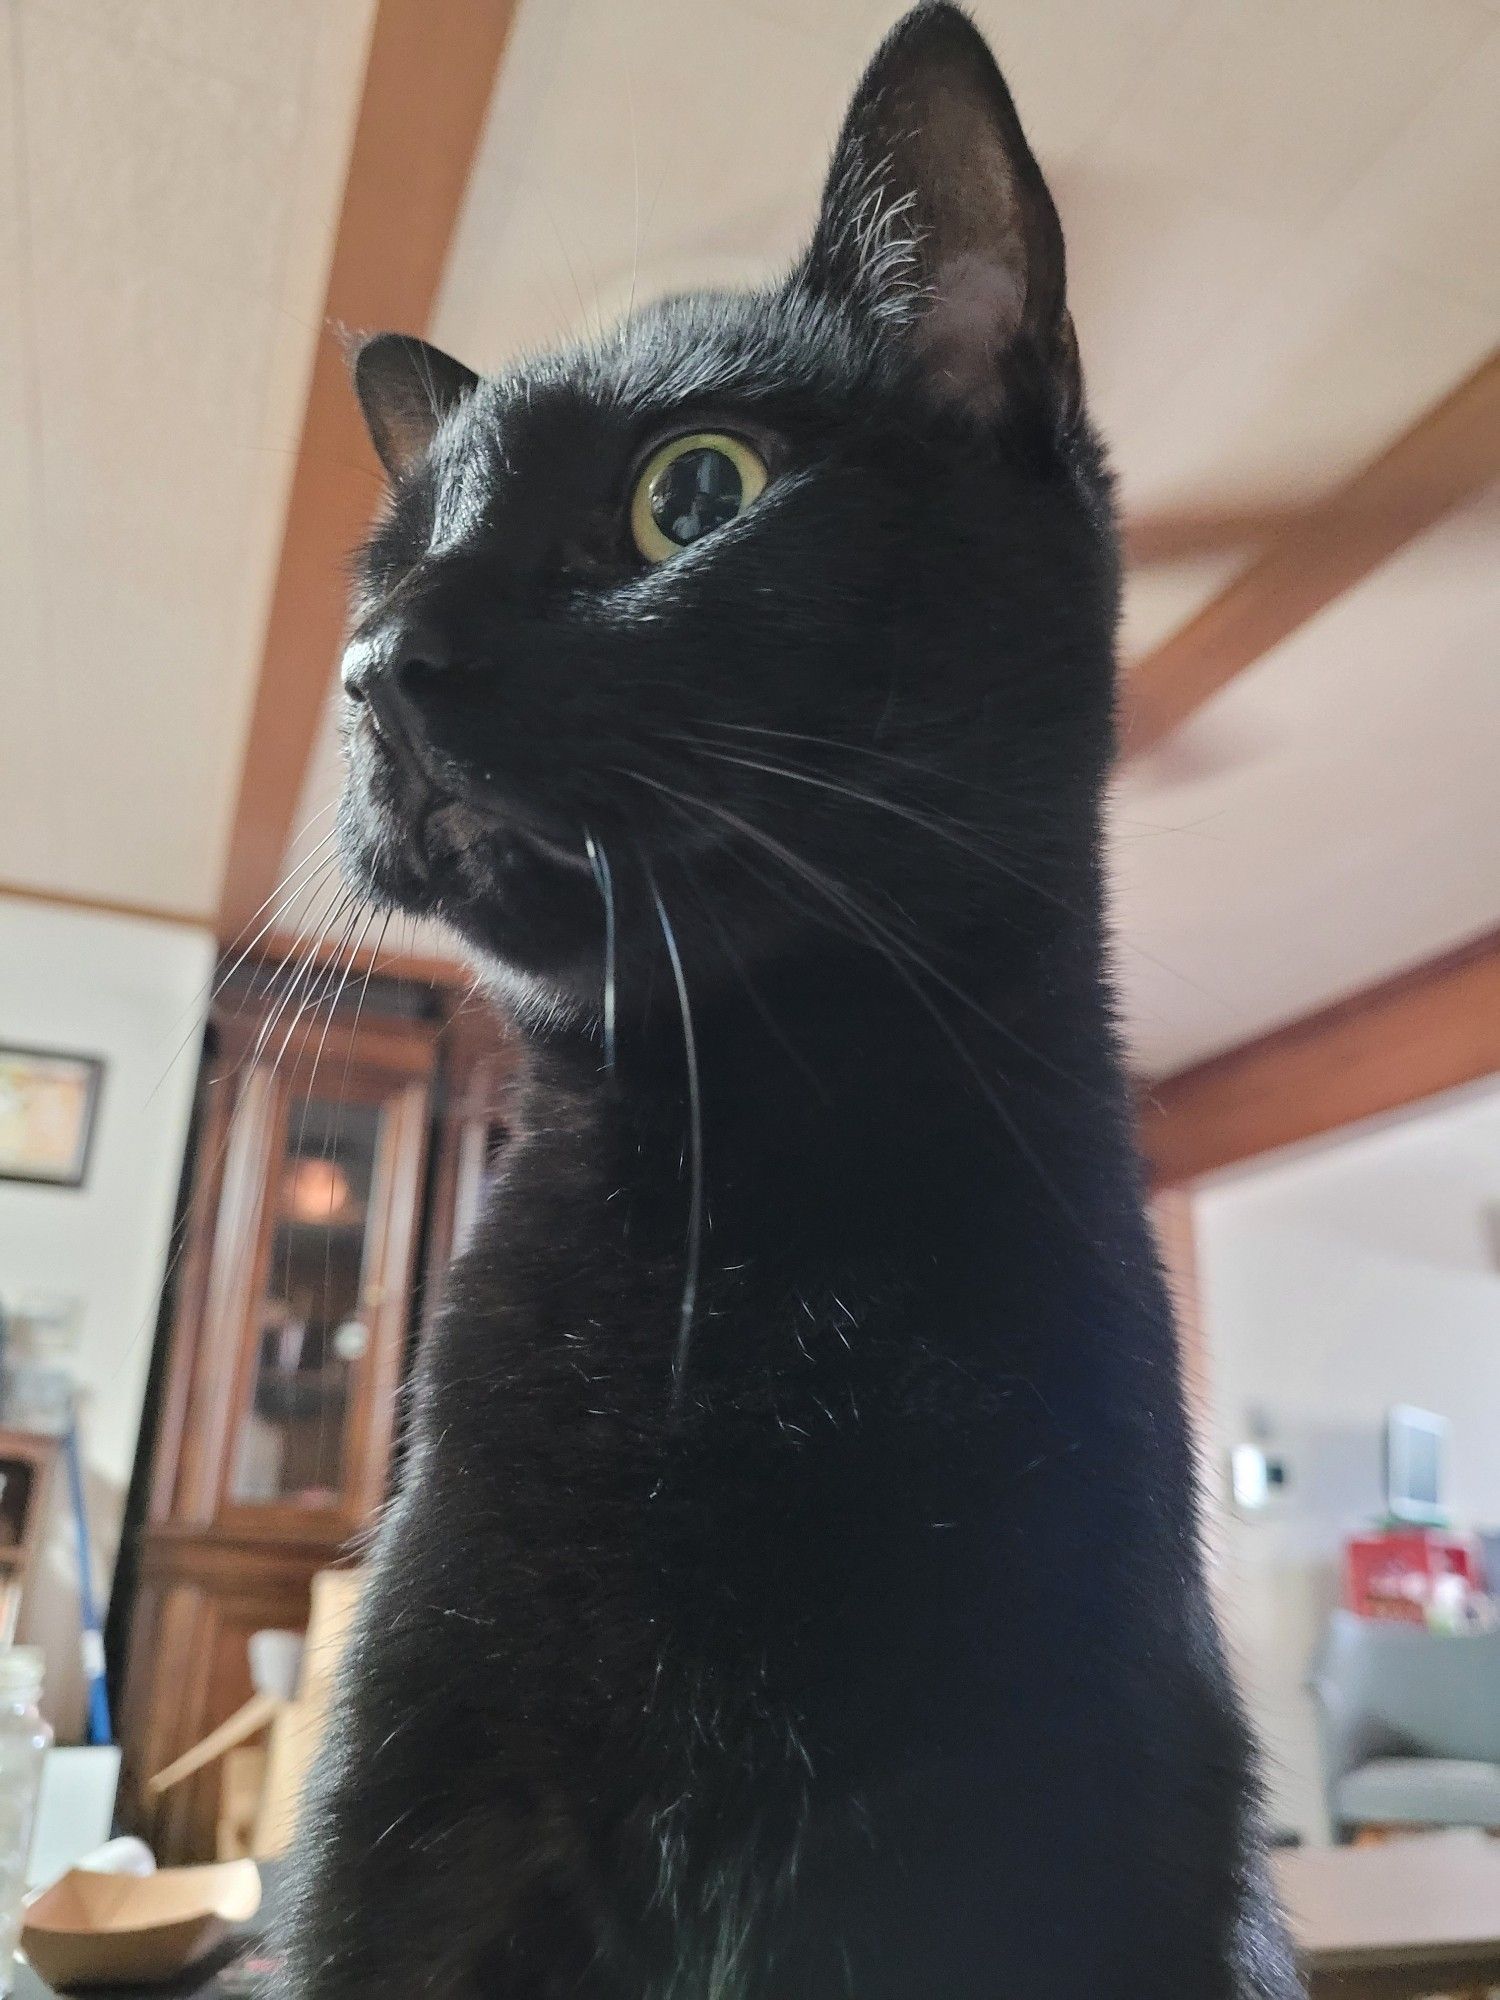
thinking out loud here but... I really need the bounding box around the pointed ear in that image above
[352,333,479,481]
[801,3,1078,422]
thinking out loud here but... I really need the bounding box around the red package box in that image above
[1344,1530,1479,1623]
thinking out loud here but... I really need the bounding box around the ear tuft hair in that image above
[800,3,1078,423]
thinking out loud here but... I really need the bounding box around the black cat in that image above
[281,7,1301,1995]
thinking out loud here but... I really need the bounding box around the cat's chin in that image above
[338,790,605,995]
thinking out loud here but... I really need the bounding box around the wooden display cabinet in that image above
[117,968,518,1860]
[0,1428,60,1643]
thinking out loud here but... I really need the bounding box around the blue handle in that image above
[63,1419,113,1747]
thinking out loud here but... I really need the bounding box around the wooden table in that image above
[1275,1834,1500,1998]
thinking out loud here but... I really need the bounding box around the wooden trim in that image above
[1151,1190,1209,1444]
[349,1069,431,1520]
[1142,928,1500,1186]
[0,880,210,933]
[147,1062,237,1531]
[252,928,470,991]
[215,1002,441,1084]
[1122,349,1500,756]
[137,1526,352,1569]
[420,1003,522,1338]
[215,0,522,941]
[177,1067,279,1527]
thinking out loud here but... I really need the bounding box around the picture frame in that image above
[0,1045,105,1188]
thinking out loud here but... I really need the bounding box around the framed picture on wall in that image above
[0,1046,105,1188]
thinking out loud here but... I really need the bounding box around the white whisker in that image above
[585,829,618,1073]
[628,771,1098,1253]
[146,828,340,1096]
[646,866,703,1407]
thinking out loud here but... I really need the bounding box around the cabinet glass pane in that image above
[229,1095,381,1508]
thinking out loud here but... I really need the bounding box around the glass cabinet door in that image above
[228,1092,382,1509]
[193,1017,432,1539]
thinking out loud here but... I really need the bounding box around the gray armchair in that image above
[1309,1610,1500,1841]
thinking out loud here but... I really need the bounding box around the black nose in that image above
[341,620,452,712]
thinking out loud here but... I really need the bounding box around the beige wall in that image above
[1193,1082,1500,1841]
[0,895,212,1739]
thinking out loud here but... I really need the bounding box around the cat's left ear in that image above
[352,332,479,481]
[801,3,1078,423]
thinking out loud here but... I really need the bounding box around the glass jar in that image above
[0,1648,52,1994]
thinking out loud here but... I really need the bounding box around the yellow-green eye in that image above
[630,432,768,564]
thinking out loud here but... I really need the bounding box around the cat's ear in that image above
[352,333,479,481]
[802,3,1077,421]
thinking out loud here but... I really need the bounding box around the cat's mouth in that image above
[342,703,600,955]
[357,702,589,873]
[420,794,587,878]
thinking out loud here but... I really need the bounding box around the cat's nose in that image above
[341,620,452,716]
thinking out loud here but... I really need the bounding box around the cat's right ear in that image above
[352,333,479,482]
[801,4,1077,423]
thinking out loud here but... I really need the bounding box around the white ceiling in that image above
[6,0,1499,1073]
[1112,485,1500,1069]
[0,0,375,913]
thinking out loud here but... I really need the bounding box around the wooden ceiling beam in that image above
[1122,348,1500,757]
[1141,927,1500,1186]
[216,0,519,941]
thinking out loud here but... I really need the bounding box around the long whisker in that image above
[674,847,828,1103]
[267,902,365,1084]
[322,902,396,1359]
[629,773,1098,1250]
[220,834,341,994]
[146,833,340,1098]
[645,864,703,1407]
[680,741,1036,884]
[628,767,1102,1104]
[239,866,349,1038]
[106,876,362,1410]
[197,800,341,1005]
[244,877,347,1010]
[685,719,986,798]
[622,33,642,333]
[297,898,377,1490]
[732,832,1097,1247]
[584,830,618,1073]
[249,887,357,1079]
[214,904,356,1400]
[683,729,1230,1009]
[297,901,377,1141]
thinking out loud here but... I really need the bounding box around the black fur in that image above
[281,9,1302,1995]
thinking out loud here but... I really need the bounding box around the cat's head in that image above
[337,3,1117,1024]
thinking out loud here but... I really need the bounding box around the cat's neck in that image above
[525,896,1139,1275]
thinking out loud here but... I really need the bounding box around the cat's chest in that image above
[433,1083,1075,1440]
[403,1104,1109,1776]
[429,1158,1062,1602]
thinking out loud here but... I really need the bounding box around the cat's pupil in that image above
[649,447,743,546]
